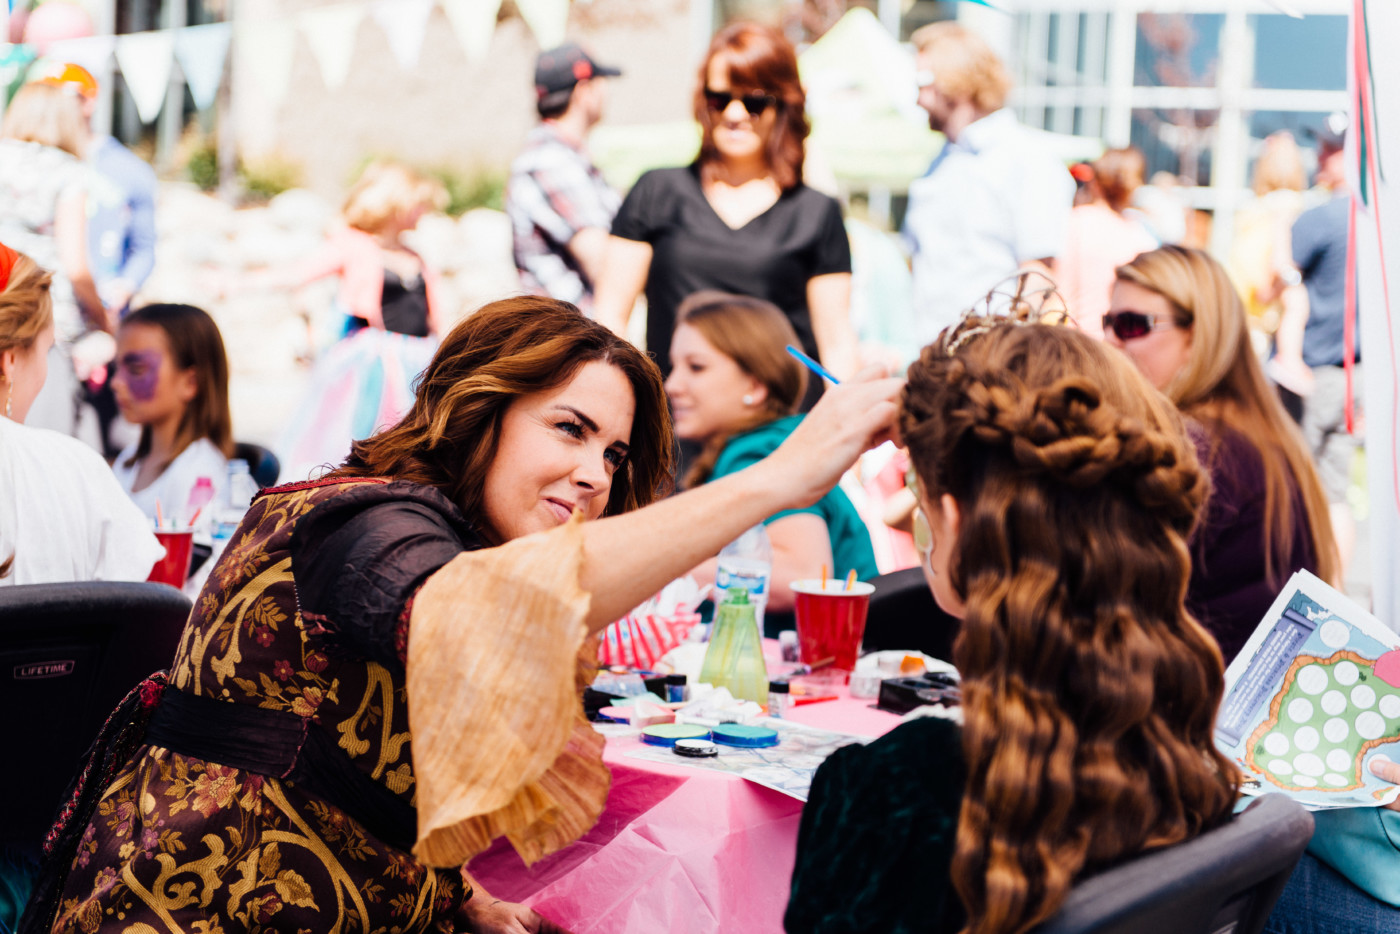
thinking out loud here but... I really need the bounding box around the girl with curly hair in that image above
[786,318,1240,934]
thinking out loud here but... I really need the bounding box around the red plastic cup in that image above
[147,529,194,588]
[792,579,875,677]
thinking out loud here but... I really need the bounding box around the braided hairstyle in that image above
[900,319,1240,934]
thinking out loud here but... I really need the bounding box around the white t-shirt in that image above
[113,437,229,533]
[904,109,1076,344]
[0,415,164,585]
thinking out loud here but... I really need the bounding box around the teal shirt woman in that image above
[709,413,877,584]
[667,291,878,632]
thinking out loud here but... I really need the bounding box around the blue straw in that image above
[785,345,840,385]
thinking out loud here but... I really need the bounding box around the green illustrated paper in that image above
[1217,571,1400,809]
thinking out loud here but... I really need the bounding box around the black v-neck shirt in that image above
[610,164,851,376]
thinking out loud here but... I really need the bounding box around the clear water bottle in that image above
[211,459,256,557]
[716,523,773,630]
[228,459,258,511]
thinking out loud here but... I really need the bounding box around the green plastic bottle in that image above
[699,587,769,703]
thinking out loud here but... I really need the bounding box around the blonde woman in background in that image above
[0,81,107,441]
[1228,131,1308,341]
[267,161,452,481]
[1106,245,1337,662]
[0,242,159,588]
[1057,146,1158,337]
[0,241,160,934]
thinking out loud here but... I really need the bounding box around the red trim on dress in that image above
[255,476,390,501]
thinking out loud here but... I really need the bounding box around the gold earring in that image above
[2,378,9,421]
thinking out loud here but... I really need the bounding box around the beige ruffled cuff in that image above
[407,512,610,867]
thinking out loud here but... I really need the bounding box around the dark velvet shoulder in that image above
[290,480,482,670]
[786,716,967,934]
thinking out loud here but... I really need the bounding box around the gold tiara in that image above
[944,268,1074,356]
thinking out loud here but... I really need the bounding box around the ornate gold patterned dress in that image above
[40,477,608,934]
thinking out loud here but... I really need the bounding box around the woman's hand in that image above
[458,896,574,934]
[762,366,904,510]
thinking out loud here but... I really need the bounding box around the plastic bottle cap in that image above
[640,724,712,747]
[711,724,780,748]
[768,680,790,693]
[666,674,687,685]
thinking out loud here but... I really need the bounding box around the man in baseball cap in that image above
[506,43,623,313]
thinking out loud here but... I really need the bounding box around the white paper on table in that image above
[1216,570,1400,809]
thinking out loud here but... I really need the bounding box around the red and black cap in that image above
[534,42,621,98]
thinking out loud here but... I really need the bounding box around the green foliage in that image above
[186,143,219,192]
[240,158,303,203]
[422,165,506,216]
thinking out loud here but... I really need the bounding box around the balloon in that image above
[22,2,94,54]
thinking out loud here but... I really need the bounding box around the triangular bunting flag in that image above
[114,31,175,124]
[173,22,231,111]
[441,0,502,64]
[371,0,432,72]
[299,3,363,90]
[515,0,570,50]
[235,17,296,110]
[44,34,115,77]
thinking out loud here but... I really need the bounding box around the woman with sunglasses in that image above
[594,21,858,402]
[1105,245,1337,662]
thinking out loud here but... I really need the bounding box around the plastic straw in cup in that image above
[785,345,841,385]
[845,569,858,591]
[155,498,165,530]
[821,565,828,589]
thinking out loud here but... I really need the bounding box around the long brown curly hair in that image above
[900,320,1240,934]
[329,296,673,541]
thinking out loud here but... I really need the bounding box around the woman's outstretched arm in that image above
[578,369,902,630]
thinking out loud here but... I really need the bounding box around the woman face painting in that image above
[479,361,636,543]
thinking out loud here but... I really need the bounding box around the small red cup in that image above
[792,579,875,677]
[147,529,195,587]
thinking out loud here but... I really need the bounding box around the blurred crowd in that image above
[0,14,1375,934]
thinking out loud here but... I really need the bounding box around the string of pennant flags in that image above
[1,0,571,124]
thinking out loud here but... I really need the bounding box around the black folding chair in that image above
[0,582,191,847]
[1032,794,1314,934]
[233,441,281,490]
[860,567,961,663]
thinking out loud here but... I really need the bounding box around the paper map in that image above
[1217,570,1400,809]
[622,719,869,802]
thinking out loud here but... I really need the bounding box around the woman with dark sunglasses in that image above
[1107,245,1338,662]
[594,21,858,406]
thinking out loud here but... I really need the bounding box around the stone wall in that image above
[231,0,697,197]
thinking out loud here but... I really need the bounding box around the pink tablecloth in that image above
[465,684,902,934]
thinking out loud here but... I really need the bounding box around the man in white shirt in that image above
[903,23,1074,344]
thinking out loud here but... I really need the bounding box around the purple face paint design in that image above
[116,350,163,401]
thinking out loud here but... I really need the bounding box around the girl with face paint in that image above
[110,303,234,531]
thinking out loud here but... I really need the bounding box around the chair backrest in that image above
[0,582,191,846]
[233,441,281,489]
[861,567,960,662]
[1032,794,1314,934]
